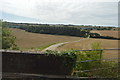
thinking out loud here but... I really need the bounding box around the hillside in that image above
[91,30,120,38]
[57,38,119,59]
[9,28,119,58]
[9,28,81,50]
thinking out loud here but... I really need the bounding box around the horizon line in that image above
[1,19,118,27]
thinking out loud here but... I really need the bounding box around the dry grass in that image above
[9,28,81,49]
[10,28,119,58]
[57,38,119,59]
[91,30,120,38]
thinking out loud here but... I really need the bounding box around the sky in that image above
[0,0,119,27]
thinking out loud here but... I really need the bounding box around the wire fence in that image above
[1,48,120,79]
[73,48,119,74]
[76,58,119,63]
[75,66,118,73]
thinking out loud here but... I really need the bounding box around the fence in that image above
[1,48,120,80]
[73,48,119,77]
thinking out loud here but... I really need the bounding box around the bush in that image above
[73,51,101,77]
[73,42,118,78]
[44,50,77,71]
[2,26,19,50]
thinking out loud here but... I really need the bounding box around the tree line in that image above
[19,25,90,37]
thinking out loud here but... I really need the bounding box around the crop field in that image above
[57,38,119,59]
[9,28,119,58]
[9,28,81,50]
[91,30,120,38]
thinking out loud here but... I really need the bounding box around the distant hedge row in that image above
[19,25,89,37]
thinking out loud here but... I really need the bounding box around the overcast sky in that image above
[0,0,119,26]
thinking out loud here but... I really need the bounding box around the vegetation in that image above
[74,52,118,78]
[44,50,77,70]
[40,42,118,78]
[57,38,118,59]
[2,27,18,49]
[90,33,101,38]
[9,28,81,49]
[91,30,120,39]
[43,48,118,78]
[19,25,89,37]
[6,21,119,39]
[7,21,119,31]
[0,20,2,49]
[30,43,57,51]
[1,20,118,78]
[1,20,19,49]
[72,42,118,78]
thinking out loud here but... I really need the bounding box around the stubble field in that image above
[91,30,119,38]
[9,28,81,49]
[10,28,119,58]
[57,29,119,59]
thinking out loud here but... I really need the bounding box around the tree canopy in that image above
[1,20,18,49]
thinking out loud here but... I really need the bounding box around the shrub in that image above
[73,51,101,77]
[2,25,19,50]
[44,50,77,71]
[73,42,118,78]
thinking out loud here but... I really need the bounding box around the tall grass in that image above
[73,42,118,78]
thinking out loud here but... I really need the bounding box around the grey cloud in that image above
[1,0,118,26]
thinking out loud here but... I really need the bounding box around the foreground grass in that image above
[73,50,118,78]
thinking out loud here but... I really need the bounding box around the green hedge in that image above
[73,51,118,78]
[44,50,77,69]
[43,50,118,78]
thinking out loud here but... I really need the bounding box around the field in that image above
[91,30,120,38]
[57,38,119,59]
[9,28,81,50]
[10,28,119,58]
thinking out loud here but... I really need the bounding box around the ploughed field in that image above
[9,28,81,49]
